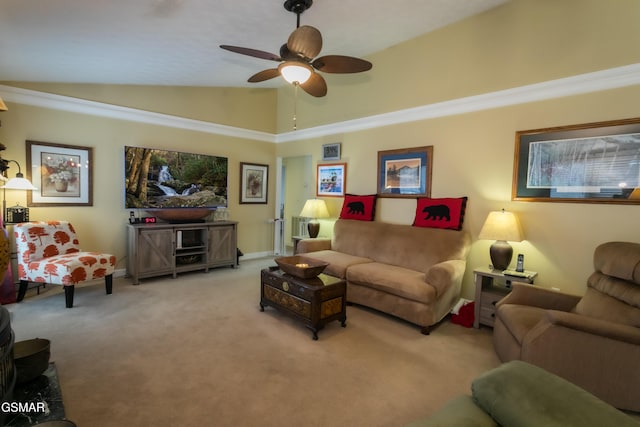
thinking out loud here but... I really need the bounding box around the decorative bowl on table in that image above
[14,338,51,384]
[275,256,329,279]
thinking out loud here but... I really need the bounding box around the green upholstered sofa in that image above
[296,219,470,334]
[405,361,639,427]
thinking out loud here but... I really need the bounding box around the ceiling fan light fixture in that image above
[279,62,312,84]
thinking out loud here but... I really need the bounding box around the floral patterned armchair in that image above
[14,221,116,308]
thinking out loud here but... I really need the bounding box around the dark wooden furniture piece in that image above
[260,266,347,340]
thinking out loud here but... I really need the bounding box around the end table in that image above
[473,267,537,328]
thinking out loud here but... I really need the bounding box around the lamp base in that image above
[307,222,320,239]
[489,240,513,271]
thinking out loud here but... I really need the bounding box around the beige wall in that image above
[2,83,278,133]
[277,85,640,298]
[0,0,639,298]
[277,0,640,132]
[276,0,640,298]
[0,101,277,269]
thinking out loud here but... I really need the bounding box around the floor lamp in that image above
[0,159,37,304]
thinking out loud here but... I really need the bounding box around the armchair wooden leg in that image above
[64,285,75,308]
[17,281,29,302]
[105,274,113,295]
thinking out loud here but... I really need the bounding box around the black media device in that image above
[516,254,525,272]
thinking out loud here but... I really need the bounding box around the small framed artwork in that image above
[26,140,93,206]
[377,146,433,198]
[322,143,341,161]
[317,163,347,197]
[240,162,268,204]
[513,117,640,204]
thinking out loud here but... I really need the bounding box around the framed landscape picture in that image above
[377,146,433,198]
[512,117,640,204]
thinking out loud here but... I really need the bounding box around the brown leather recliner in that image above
[493,241,640,412]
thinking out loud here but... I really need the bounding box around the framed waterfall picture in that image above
[26,140,93,206]
[239,162,268,204]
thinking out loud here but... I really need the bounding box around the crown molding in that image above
[276,63,640,142]
[0,85,275,143]
[1,63,639,143]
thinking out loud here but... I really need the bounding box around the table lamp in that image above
[299,199,329,238]
[478,209,523,271]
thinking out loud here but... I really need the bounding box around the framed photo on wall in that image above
[26,140,93,206]
[513,117,640,204]
[322,143,341,161]
[317,163,347,197]
[377,146,433,198]
[239,162,268,204]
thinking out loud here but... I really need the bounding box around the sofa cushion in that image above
[593,241,640,284]
[472,360,640,427]
[496,304,547,344]
[331,219,470,273]
[573,275,640,327]
[301,250,372,279]
[347,262,436,304]
[413,197,467,230]
[339,194,377,221]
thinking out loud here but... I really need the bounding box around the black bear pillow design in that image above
[339,194,377,221]
[413,197,468,230]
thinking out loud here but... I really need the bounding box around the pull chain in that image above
[293,82,299,131]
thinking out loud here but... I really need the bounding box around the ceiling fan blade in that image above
[312,55,372,73]
[300,72,327,97]
[287,25,322,60]
[220,45,282,62]
[248,68,281,83]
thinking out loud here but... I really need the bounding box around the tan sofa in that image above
[296,219,471,334]
[493,241,640,412]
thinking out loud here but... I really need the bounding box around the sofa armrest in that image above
[495,283,581,311]
[542,310,640,345]
[404,395,498,427]
[296,238,331,254]
[425,260,466,297]
[472,361,639,427]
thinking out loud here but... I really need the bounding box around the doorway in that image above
[276,155,314,255]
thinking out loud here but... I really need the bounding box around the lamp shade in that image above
[300,199,330,238]
[478,210,523,242]
[279,62,313,84]
[2,176,37,190]
[300,199,330,219]
[478,210,524,271]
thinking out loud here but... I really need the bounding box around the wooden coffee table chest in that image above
[260,266,347,340]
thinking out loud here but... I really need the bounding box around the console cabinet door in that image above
[137,228,174,275]
[208,224,236,266]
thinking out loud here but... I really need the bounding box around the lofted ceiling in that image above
[0,0,507,88]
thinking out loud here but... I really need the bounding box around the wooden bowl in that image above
[275,256,329,279]
[14,338,51,384]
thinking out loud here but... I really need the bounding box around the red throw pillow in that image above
[413,197,468,230]
[339,194,377,221]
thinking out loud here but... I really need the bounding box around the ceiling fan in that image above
[220,0,372,97]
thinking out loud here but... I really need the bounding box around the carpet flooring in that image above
[5,258,499,427]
